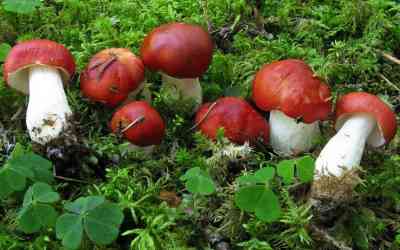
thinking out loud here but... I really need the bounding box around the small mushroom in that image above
[194,97,269,145]
[3,39,75,145]
[252,59,332,156]
[80,48,145,107]
[312,92,397,201]
[110,101,165,152]
[140,22,214,109]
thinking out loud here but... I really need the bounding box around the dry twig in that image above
[380,51,400,65]
[310,224,352,250]
[378,73,400,92]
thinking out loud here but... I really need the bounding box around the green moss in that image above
[0,0,399,249]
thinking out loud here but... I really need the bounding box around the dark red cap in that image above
[80,48,145,107]
[252,59,332,123]
[335,92,397,147]
[194,97,269,145]
[110,101,165,146]
[140,22,213,78]
[3,39,75,94]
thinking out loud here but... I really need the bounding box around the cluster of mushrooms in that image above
[2,22,397,203]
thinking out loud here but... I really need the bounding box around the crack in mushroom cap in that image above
[110,101,165,146]
[80,48,145,107]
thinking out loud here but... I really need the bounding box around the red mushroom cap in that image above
[194,97,269,145]
[335,92,397,147]
[110,101,165,146]
[80,48,145,107]
[140,22,214,78]
[3,39,75,94]
[252,59,332,123]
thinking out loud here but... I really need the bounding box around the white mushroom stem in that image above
[269,110,320,156]
[315,114,376,178]
[161,73,202,109]
[26,66,72,145]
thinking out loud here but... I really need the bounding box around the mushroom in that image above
[80,48,145,107]
[110,101,165,152]
[140,22,214,109]
[312,92,397,201]
[3,39,75,145]
[252,59,331,156]
[194,97,269,145]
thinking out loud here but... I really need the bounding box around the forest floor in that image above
[0,0,399,249]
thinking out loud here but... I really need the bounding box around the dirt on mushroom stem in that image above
[30,114,107,179]
[310,167,362,224]
[31,114,76,150]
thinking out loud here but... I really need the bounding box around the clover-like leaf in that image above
[0,166,29,192]
[237,167,276,186]
[181,167,216,195]
[253,189,281,222]
[18,206,41,233]
[3,0,42,14]
[18,204,56,234]
[235,185,261,212]
[0,161,33,198]
[254,167,275,182]
[0,178,13,199]
[85,202,124,245]
[57,196,124,249]
[56,214,83,250]
[296,156,315,183]
[276,160,296,184]
[236,174,260,185]
[0,152,54,199]
[65,196,105,214]
[35,204,58,227]
[22,186,34,207]
[8,153,54,183]
[32,182,60,203]
[17,183,59,233]
[234,164,281,222]
[234,185,281,222]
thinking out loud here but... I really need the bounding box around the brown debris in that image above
[310,167,362,202]
[310,168,363,225]
[159,191,182,208]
